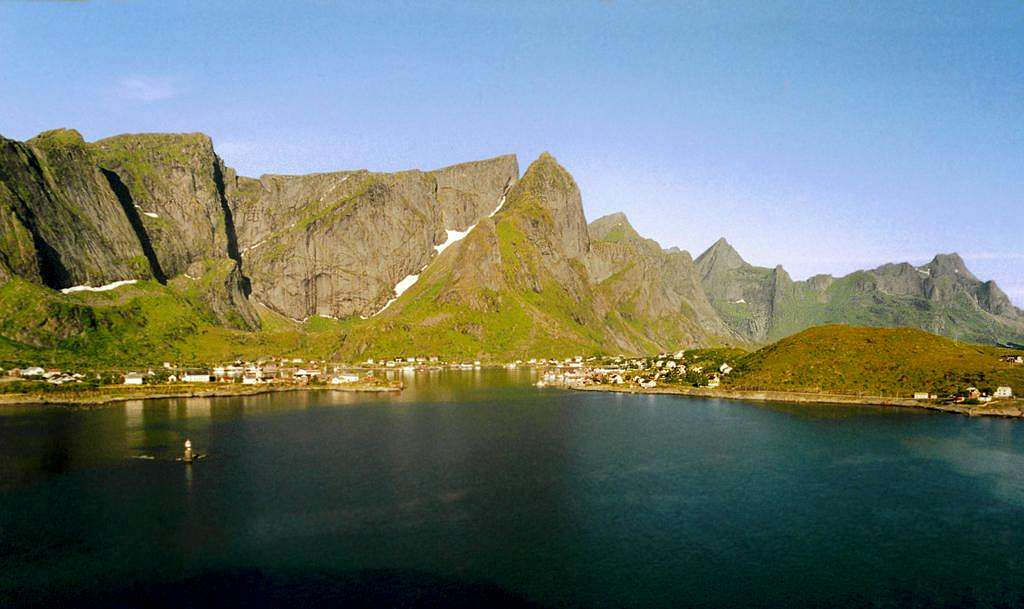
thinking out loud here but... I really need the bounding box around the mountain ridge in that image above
[0,127,1020,364]
[693,238,1024,345]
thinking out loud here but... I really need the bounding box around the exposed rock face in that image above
[227,156,518,320]
[695,241,1024,345]
[587,213,741,346]
[432,156,519,230]
[92,132,238,279]
[1,126,1020,358]
[336,154,742,360]
[0,129,257,329]
[0,130,156,287]
[513,152,590,260]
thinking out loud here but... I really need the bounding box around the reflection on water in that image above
[2,369,1024,609]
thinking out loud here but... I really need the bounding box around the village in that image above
[535,350,1018,406]
[534,350,739,391]
[0,348,1018,407]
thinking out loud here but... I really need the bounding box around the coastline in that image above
[0,382,402,407]
[573,383,1024,419]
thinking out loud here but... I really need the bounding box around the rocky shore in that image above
[574,383,1024,419]
[0,382,402,407]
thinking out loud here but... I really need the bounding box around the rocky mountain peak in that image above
[695,237,748,276]
[506,152,589,259]
[589,212,640,243]
[924,252,976,280]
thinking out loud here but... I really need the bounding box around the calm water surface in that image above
[2,370,1024,608]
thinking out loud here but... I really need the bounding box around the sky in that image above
[1,1,1022,304]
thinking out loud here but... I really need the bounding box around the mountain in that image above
[0,128,518,336]
[333,154,739,360]
[0,129,259,330]
[229,155,518,320]
[0,126,1021,365]
[727,325,1024,396]
[695,239,1024,346]
[586,213,741,348]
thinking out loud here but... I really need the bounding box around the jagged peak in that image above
[589,212,640,243]
[513,152,577,194]
[695,237,748,273]
[924,252,977,281]
[502,151,589,258]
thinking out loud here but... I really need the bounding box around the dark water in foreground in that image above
[2,370,1024,608]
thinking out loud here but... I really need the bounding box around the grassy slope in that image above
[729,324,1024,396]
[333,168,620,361]
[0,276,347,368]
[331,154,706,361]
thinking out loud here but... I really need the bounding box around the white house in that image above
[123,372,145,386]
[913,392,931,400]
[707,376,721,388]
[330,374,360,384]
[22,366,45,377]
[183,373,212,383]
[719,363,733,375]
[994,386,1014,399]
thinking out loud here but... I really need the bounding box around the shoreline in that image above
[0,382,402,407]
[573,383,1024,419]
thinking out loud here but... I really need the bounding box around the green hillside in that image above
[727,325,1024,397]
[0,273,347,369]
[334,154,644,361]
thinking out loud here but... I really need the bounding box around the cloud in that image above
[115,76,180,102]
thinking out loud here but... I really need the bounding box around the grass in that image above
[0,275,352,370]
[728,324,1024,397]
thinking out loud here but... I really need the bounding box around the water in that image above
[2,369,1024,608]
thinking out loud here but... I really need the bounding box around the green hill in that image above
[727,325,1024,397]
[0,271,346,369]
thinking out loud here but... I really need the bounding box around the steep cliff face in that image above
[431,156,519,230]
[1,126,1020,362]
[92,132,238,279]
[334,155,741,360]
[0,129,258,330]
[587,213,741,346]
[0,130,157,288]
[695,241,1024,345]
[334,153,608,359]
[227,155,518,320]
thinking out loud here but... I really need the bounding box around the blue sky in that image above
[1,1,1022,303]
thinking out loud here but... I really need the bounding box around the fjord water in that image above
[3,370,1024,608]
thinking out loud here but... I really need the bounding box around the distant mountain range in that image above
[0,128,1021,363]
